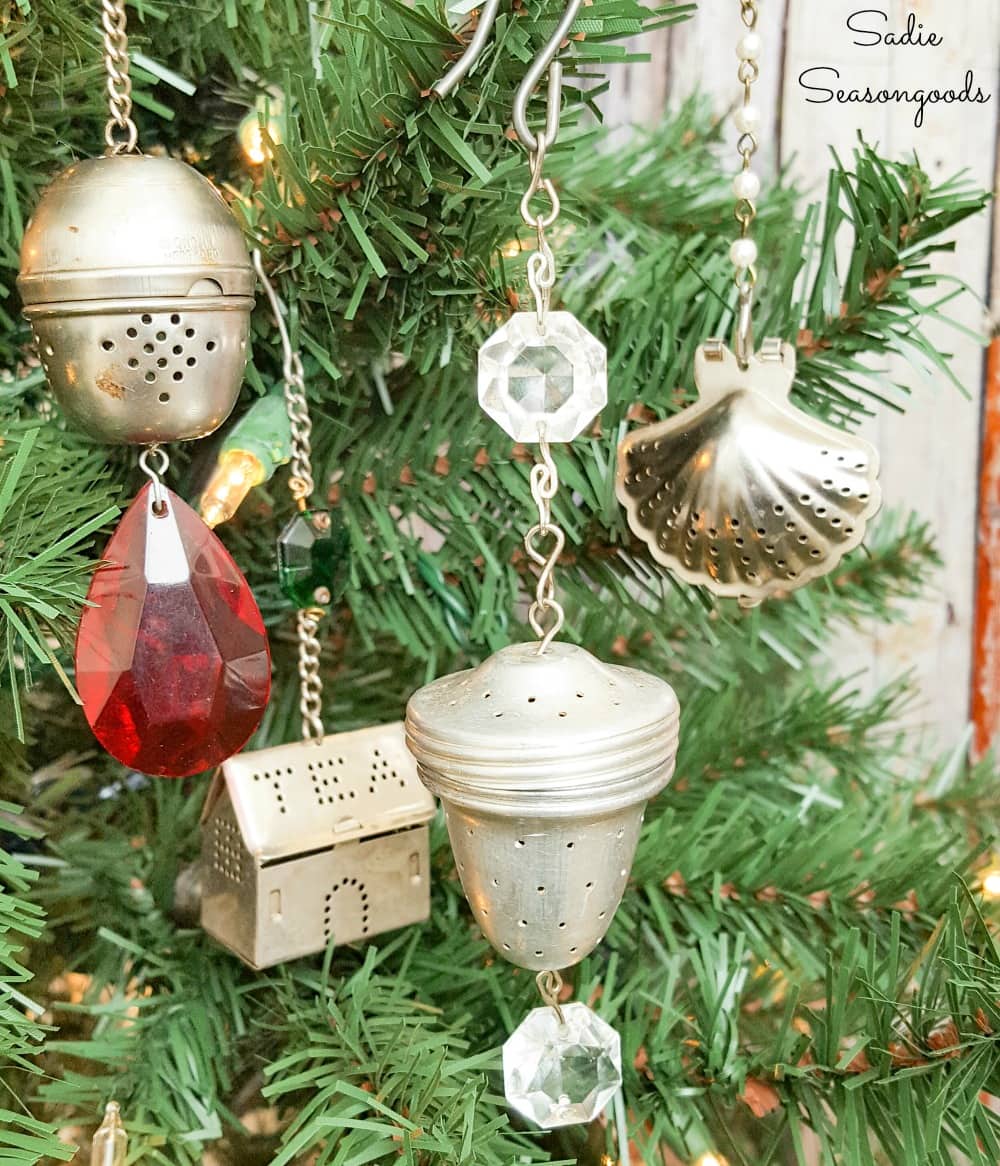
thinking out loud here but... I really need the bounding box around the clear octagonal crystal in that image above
[502,1002,622,1128]
[479,311,607,442]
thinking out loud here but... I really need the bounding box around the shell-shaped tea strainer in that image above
[616,339,882,603]
[18,154,255,445]
[405,642,680,971]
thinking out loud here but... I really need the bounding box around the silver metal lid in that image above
[405,642,680,817]
[206,723,435,863]
[18,154,255,306]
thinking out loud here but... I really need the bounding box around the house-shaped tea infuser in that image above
[199,253,434,970]
[200,723,433,970]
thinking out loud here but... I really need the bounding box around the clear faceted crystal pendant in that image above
[616,339,882,603]
[503,1002,622,1129]
[479,311,607,442]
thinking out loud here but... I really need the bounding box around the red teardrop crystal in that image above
[76,483,271,778]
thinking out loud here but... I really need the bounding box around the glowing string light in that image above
[238,92,285,165]
[982,865,1000,901]
[91,1102,127,1166]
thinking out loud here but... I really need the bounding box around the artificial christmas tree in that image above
[1,2,997,1164]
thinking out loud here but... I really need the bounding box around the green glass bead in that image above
[277,509,350,608]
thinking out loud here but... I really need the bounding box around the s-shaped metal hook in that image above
[431,0,582,151]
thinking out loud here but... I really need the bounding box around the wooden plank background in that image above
[605,0,1000,748]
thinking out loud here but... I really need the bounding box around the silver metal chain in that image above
[513,11,573,332]
[513,29,573,648]
[283,350,315,504]
[252,251,315,505]
[432,7,576,652]
[296,606,326,740]
[524,432,566,653]
[520,133,560,330]
[252,250,326,741]
[428,0,576,331]
[102,0,139,155]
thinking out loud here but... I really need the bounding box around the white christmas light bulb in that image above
[91,1102,127,1166]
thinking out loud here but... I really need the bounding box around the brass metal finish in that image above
[18,154,254,444]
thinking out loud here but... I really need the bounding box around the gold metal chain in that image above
[731,0,762,365]
[733,0,760,275]
[296,607,326,740]
[101,0,138,154]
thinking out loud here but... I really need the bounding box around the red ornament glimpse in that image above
[76,483,271,778]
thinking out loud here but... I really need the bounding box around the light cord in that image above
[252,250,315,507]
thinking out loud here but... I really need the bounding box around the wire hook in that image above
[512,0,582,152]
[430,0,502,99]
[430,1,582,153]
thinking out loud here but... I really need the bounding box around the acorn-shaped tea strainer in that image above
[18,153,254,444]
[617,339,882,604]
[406,642,680,969]
[410,2,683,1131]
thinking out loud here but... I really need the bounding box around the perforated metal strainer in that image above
[18,154,254,444]
[405,642,680,971]
[616,339,882,604]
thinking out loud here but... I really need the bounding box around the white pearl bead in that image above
[734,104,762,135]
[736,32,762,60]
[730,238,758,269]
[733,170,761,200]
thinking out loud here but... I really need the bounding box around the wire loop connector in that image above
[525,432,566,653]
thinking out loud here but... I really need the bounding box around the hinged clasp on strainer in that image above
[18,155,255,445]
